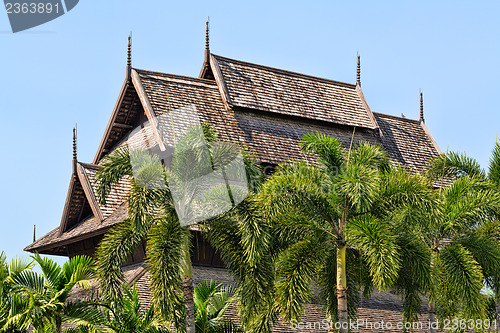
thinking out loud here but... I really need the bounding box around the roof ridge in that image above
[211,54,357,89]
[134,68,218,86]
[373,111,420,123]
[78,162,102,170]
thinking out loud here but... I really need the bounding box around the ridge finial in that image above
[127,33,132,79]
[205,18,209,52]
[72,127,77,161]
[356,53,361,86]
[420,91,424,123]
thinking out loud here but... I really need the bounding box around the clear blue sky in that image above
[1,1,499,263]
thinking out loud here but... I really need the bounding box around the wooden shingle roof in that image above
[210,54,379,130]
[25,55,441,255]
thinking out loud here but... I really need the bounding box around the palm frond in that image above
[95,147,133,205]
[31,253,62,289]
[146,217,187,329]
[438,244,485,318]
[349,141,390,172]
[426,151,485,181]
[274,239,323,322]
[488,141,500,187]
[347,214,401,290]
[299,132,344,173]
[96,218,149,301]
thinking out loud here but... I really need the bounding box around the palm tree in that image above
[95,124,261,333]
[200,193,274,332]
[257,132,434,332]
[194,280,241,333]
[424,144,500,332]
[0,252,33,333]
[3,253,95,333]
[73,280,239,333]
[93,283,170,333]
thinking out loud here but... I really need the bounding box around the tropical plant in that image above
[256,132,434,332]
[424,143,500,332]
[95,124,261,333]
[2,253,96,333]
[194,280,240,333]
[0,251,34,333]
[201,191,274,333]
[84,283,170,333]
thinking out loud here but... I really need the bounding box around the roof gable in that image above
[93,80,146,164]
[59,165,100,235]
[375,113,441,171]
[209,54,378,130]
[58,162,130,236]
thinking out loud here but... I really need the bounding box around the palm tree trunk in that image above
[336,242,348,333]
[181,231,196,333]
[183,275,196,333]
[496,291,500,333]
[428,249,438,333]
[428,300,437,333]
[56,316,62,333]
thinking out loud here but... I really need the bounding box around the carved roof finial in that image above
[204,18,210,65]
[205,18,210,52]
[127,34,132,67]
[73,127,77,161]
[33,224,36,242]
[420,90,424,123]
[356,53,361,86]
[126,33,132,79]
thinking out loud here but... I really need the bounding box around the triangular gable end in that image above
[93,78,146,164]
[93,71,167,164]
[59,167,102,235]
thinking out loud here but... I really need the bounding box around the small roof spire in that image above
[205,18,210,52]
[126,34,132,79]
[356,53,361,86]
[33,224,36,242]
[204,18,210,64]
[420,91,424,123]
[72,127,77,174]
[73,127,77,160]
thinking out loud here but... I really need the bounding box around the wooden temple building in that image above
[25,25,442,332]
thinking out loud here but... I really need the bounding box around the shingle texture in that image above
[211,54,377,129]
[375,113,440,172]
[24,201,128,252]
[79,163,131,218]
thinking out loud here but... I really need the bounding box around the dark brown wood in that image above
[93,80,130,163]
[112,123,134,130]
[76,163,104,222]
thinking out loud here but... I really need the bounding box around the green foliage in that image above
[257,132,433,327]
[426,151,485,180]
[1,253,96,333]
[194,280,241,333]
[95,123,261,332]
[422,146,500,323]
